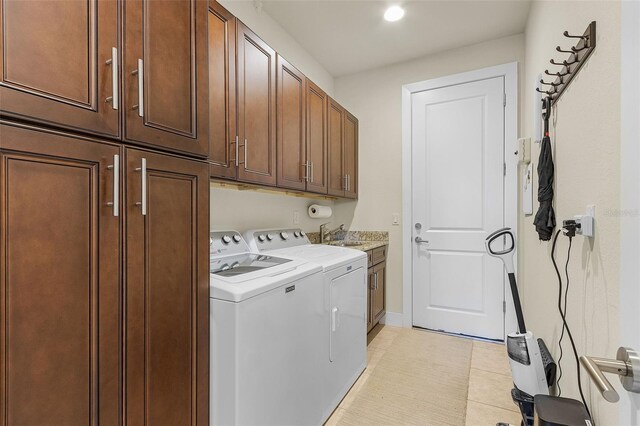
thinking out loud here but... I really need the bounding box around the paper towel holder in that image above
[308,204,332,219]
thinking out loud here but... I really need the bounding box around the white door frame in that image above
[619,0,640,421]
[401,62,519,334]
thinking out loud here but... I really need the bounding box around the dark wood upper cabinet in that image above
[343,111,358,199]
[123,0,209,158]
[0,122,121,425]
[305,80,328,194]
[125,148,209,425]
[208,1,237,179]
[236,22,277,186]
[327,98,345,197]
[0,0,120,138]
[276,55,306,191]
[327,98,358,198]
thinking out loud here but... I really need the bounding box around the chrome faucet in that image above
[320,223,345,243]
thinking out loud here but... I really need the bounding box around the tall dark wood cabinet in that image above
[276,55,307,191]
[125,148,209,425]
[0,123,122,425]
[0,0,120,137]
[123,0,209,157]
[305,80,329,194]
[0,122,210,425]
[208,1,238,179]
[236,22,277,186]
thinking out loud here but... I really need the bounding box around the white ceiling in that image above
[259,0,532,77]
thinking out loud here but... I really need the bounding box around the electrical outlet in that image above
[574,205,595,238]
[392,213,400,225]
[293,210,300,225]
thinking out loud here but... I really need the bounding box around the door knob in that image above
[580,347,640,403]
[415,236,429,244]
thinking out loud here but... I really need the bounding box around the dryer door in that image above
[328,266,367,385]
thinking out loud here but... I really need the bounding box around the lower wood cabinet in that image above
[0,121,210,425]
[1,122,121,425]
[367,245,387,333]
[124,148,210,425]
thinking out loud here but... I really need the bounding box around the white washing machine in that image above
[209,231,324,426]
[244,228,368,422]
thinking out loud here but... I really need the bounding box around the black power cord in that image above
[551,229,592,421]
[556,235,572,396]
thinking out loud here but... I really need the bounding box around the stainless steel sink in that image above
[329,241,363,247]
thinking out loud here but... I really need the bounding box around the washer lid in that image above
[210,254,321,302]
[211,253,291,277]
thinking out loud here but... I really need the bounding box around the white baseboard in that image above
[379,311,404,327]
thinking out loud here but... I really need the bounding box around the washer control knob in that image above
[232,234,242,243]
[221,235,231,244]
[300,231,306,237]
[280,232,289,240]
[294,231,300,238]
[258,234,266,242]
[266,233,274,241]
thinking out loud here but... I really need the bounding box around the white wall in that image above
[332,34,526,314]
[521,2,621,424]
[219,0,334,94]
[212,0,336,233]
[210,184,336,233]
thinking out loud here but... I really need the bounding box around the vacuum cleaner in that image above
[485,228,557,426]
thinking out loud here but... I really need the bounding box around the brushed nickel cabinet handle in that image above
[235,136,239,165]
[132,59,144,117]
[135,158,147,215]
[374,272,378,290]
[106,154,119,216]
[105,47,118,109]
[310,162,314,183]
[302,162,309,181]
[243,139,248,166]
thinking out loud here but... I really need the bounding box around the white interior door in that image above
[411,76,505,340]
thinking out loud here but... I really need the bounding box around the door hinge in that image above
[503,300,506,313]
[503,93,507,107]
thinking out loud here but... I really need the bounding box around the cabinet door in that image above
[237,22,276,186]
[372,263,386,321]
[0,0,119,137]
[276,55,306,191]
[305,80,328,194]
[124,0,209,157]
[0,123,121,425]
[208,1,237,179]
[125,149,209,425]
[367,267,374,332]
[344,111,358,199]
[327,98,345,197]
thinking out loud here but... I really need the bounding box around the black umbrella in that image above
[534,97,556,241]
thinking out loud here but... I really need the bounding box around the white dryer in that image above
[209,230,324,426]
[244,228,368,422]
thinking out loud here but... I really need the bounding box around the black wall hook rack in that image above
[540,21,596,109]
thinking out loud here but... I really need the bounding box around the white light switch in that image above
[392,213,400,225]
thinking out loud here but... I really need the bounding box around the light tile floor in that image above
[326,324,523,426]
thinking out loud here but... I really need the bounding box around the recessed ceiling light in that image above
[384,5,405,22]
